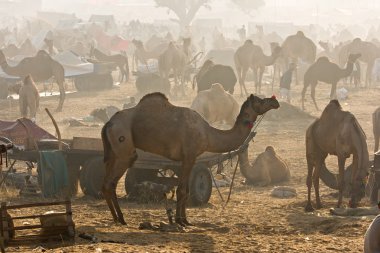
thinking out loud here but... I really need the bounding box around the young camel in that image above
[90,46,129,82]
[0,50,65,111]
[101,92,279,225]
[305,100,369,212]
[302,53,361,111]
[373,107,380,152]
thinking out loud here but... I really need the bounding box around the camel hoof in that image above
[175,218,188,227]
[305,203,314,212]
[55,108,62,113]
[316,203,323,209]
[118,219,127,225]
[182,219,193,226]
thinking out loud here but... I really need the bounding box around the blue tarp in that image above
[37,150,68,198]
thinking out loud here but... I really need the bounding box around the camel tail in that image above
[101,121,113,163]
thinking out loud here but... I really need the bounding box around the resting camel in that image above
[190,83,239,126]
[101,92,279,225]
[281,31,316,85]
[90,46,129,82]
[338,38,380,87]
[234,40,281,95]
[305,100,369,211]
[373,107,380,152]
[239,146,290,186]
[19,75,39,120]
[302,53,361,111]
[0,50,65,111]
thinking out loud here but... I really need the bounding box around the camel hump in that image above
[210,83,225,93]
[317,56,330,63]
[139,92,168,104]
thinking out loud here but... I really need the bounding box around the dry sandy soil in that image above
[0,75,379,252]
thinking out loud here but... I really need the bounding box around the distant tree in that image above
[231,0,265,16]
[154,0,211,30]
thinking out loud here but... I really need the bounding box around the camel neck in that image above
[341,61,354,78]
[206,117,256,153]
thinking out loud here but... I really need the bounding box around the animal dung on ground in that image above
[270,186,297,198]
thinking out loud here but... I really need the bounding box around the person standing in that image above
[279,63,296,103]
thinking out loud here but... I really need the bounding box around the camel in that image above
[19,75,39,120]
[158,42,187,92]
[305,100,369,211]
[101,92,280,225]
[234,40,281,95]
[239,146,290,186]
[190,83,239,126]
[373,107,380,152]
[281,31,317,85]
[364,214,380,253]
[132,39,167,67]
[2,39,36,59]
[90,46,129,82]
[302,53,361,111]
[338,38,380,87]
[0,50,65,111]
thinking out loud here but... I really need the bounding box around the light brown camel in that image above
[0,50,65,111]
[132,39,167,66]
[281,31,317,85]
[19,75,39,120]
[2,39,36,58]
[234,40,281,95]
[190,83,239,126]
[239,146,290,186]
[302,53,361,111]
[373,107,380,152]
[158,42,187,90]
[338,38,380,86]
[305,100,369,211]
[101,92,280,225]
[90,46,129,82]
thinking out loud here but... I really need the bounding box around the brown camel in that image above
[190,83,239,126]
[101,92,279,225]
[19,75,39,120]
[239,146,290,186]
[3,39,36,58]
[0,50,65,111]
[234,40,281,95]
[281,31,317,85]
[305,100,369,211]
[338,38,380,86]
[90,46,129,82]
[373,107,380,152]
[302,53,361,111]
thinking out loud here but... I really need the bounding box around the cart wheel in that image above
[124,167,158,195]
[188,164,212,206]
[80,157,105,198]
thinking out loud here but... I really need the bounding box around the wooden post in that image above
[0,202,8,250]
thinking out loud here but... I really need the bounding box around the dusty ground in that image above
[0,75,379,252]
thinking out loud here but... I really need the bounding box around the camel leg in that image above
[301,83,308,111]
[175,158,195,226]
[349,154,360,208]
[103,154,136,224]
[375,134,379,153]
[313,158,324,209]
[240,67,249,96]
[337,156,346,208]
[55,78,65,112]
[330,82,337,100]
[366,62,374,87]
[310,83,319,111]
[305,153,314,212]
[258,67,264,94]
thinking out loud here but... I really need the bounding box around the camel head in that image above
[23,75,35,85]
[239,95,279,124]
[271,46,282,58]
[296,31,305,37]
[348,53,361,63]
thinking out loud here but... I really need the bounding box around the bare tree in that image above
[155,0,211,30]
[231,0,265,16]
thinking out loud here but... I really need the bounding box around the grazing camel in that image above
[190,83,239,126]
[239,146,290,186]
[302,53,361,111]
[90,46,129,82]
[281,31,316,85]
[373,107,380,152]
[305,100,369,211]
[234,40,281,95]
[19,75,39,120]
[101,92,280,225]
[339,38,380,87]
[0,50,65,111]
